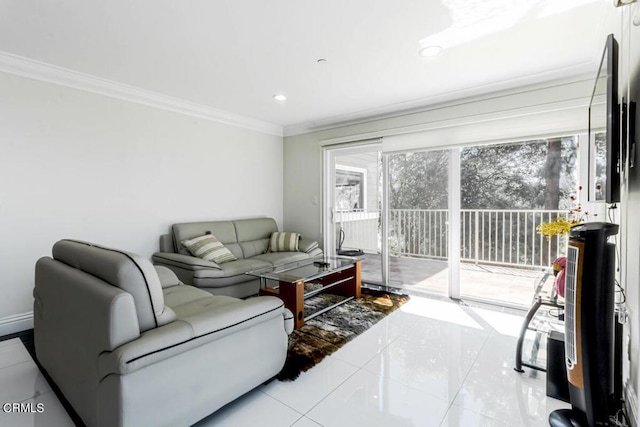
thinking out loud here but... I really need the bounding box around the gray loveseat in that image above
[34,239,293,427]
[152,217,323,298]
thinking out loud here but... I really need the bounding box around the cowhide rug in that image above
[276,288,409,381]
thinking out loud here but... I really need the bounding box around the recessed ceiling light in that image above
[273,94,287,102]
[418,45,443,57]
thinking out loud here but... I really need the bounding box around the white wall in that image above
[0,71,283,325]
[283,131,324,242]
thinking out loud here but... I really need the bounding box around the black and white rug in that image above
[276,288,409,381]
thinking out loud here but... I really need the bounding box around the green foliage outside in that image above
[387,137,579,265]
[388,136,578,211]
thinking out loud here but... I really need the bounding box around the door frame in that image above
[323,143,385,283]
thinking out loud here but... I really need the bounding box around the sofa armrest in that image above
[298,238,319,253]
[307,248,323,258]
[98,296,285,377]
[152,252,221,270]
[154,265,182,289]
[159,234,174,253]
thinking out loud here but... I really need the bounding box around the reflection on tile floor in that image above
[1,295,569,426]
[0,338,74,427]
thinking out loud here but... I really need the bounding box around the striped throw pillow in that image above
[269,232,300,252]
[181,234,237,264]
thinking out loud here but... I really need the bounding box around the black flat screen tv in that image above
[588,33,619,204]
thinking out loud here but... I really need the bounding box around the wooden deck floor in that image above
[359,254,549,307]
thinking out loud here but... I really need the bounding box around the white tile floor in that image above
[0,338,74,427]
[0,294,568,427]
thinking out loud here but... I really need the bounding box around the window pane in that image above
[387,150,449,294]
[459,136,578,306]
[336,168,365,211]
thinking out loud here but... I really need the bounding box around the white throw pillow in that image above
[181,234,237,264]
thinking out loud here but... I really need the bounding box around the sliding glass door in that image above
[386,150,450,296]
[458,137,578,306]
[324,145,452,296]
[325,144,383,284]
[323,134,583,307]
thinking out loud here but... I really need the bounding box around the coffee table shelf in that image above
[249,257,361,329]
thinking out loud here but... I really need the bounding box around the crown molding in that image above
[0,51,283,137]
[283,63,597,137]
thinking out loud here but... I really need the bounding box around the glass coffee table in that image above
[247,257,361,329]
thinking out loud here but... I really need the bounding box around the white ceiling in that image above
[0,0,612,135]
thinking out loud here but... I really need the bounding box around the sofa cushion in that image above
[252,251,310,267]
[152,252,222,271]
[269,232,300,252]
[168,293,240,319]
[52,240,174,333]
[163,283,239,313]
[97,296,286,377]
[181,234,237,264]
[234,218,278,242]
[238,238,270,259]
[193,258,272,280]
[172,221,238,256]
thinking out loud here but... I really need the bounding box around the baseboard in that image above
[0,312,33,337]
[625,382,639,427]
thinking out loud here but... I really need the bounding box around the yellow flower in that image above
[536,217,577,240]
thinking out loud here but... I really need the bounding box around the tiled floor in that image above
[0,338,74,426]
[0,295,568,427]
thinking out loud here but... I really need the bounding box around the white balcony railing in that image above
[336,210,380,253]
[337,208,570,269]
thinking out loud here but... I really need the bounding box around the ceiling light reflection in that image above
[419,0,599,50]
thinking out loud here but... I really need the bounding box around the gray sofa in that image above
[152,217,323,298]
[34,239,293,427]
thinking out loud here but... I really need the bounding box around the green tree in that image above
[387,137,578,262]
[389,150,449,209]
[460,137,577,209]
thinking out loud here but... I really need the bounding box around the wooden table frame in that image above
[259,260,361,329]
